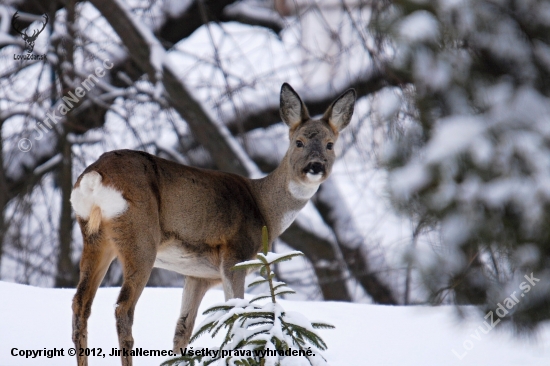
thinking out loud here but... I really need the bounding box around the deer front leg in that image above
[221,257,247,301]
[172,277,213,352]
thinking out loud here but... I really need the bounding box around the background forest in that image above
[1,0,549,332]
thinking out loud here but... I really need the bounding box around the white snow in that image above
[0,281,549,365]
[376,88,401,120]
[33,153,62,175]
[390,163,431,201]
[398,11,440,43]
[425,116,485,164]
[262,251,303,263]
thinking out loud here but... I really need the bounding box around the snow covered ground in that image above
[0,281,549,366]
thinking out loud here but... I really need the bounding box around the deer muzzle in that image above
[304,161,325,175]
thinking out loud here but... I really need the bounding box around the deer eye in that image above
[296,140,304,148]
[326,142,334,150]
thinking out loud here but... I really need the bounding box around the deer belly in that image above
[154,244,220,279]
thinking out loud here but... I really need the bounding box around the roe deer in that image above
[70,83,355,365]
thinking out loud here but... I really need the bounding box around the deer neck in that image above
[249,154,320,241]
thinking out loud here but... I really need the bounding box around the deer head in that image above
[11,11,48,53]
[280,83,356,188]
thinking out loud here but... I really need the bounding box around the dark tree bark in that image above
[52,0,78,287]
[157,0,238,47]
[0,124,7,273]
[55,134,76,287]
[281,224,351,301]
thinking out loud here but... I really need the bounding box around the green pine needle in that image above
[311,322,336,329]
[202,305,234,315]
[233,262,264,271]
[248,278,268,288]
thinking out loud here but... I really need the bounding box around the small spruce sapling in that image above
[162,226,334,366]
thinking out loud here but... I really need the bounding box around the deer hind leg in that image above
[113,227,158,366]
[172,277,215,351]
[72,229,115,366]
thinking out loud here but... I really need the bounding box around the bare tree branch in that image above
[157,0,238,47]
[226,73,397,134]
[221,2,284,34]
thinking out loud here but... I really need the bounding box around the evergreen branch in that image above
[237,311,275,319]
[272,283,287,291]
[250,294,274,303]
[248,278,268,287]
[211,315,235,338]
[311,322,335,329]
[190,321,217,343]
[218,321,236,349]
[285,321,328,350]
[233,262,264,271]
[267,252,305,264]
[202,305,235,315]
[274,290,296,297]
[247,339,268,346]
[255,254,270,265]
[245,320,273,328]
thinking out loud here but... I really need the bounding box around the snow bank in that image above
[0,282,549,365]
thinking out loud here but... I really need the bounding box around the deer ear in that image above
[280,83,310,130]
[323,89,356,132]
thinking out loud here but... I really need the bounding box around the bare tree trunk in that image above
[314,179,397,304]
[404,221,423,305]
[0,126,6,274]
[281,223,351,300]
[55,0,77,287]
[55,134,76,287]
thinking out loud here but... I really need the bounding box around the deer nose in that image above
[306,162,325,175]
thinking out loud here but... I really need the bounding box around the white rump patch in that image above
[70,171,128,220]
[288,179,319,200]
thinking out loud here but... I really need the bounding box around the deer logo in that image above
[11,11,48,53]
